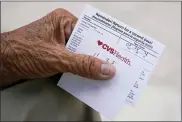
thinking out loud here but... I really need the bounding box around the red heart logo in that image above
[97,40,103,46]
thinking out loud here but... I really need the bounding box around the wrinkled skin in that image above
[0,9,116,86]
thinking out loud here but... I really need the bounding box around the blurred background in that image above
[1,2,181,121]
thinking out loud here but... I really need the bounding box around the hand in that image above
[1,9,116,85]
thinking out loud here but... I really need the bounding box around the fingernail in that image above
[101,63,116,76]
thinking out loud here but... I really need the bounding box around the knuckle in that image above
[52,8,70,16]
[63,17,72,25]
[87,56,96,74]
[81,55,92,76]
[49,8,77,25]
[81,55,88,68]
[88,56,95,66]
[54,8,65,13]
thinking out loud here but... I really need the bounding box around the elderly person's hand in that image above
[1,9,116,86]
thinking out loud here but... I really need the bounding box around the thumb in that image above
[66,52,116,80]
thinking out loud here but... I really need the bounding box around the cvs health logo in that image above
[97,40,131,66]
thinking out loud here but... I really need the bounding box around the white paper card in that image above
[57,5,165,119]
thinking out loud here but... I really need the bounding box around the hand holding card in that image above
[57,4,165,119]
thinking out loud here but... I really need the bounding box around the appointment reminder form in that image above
[57,5,165,119]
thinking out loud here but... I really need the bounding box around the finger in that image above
[64,50,116,80]
[49,8,77,44]
[63,17,77,41]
